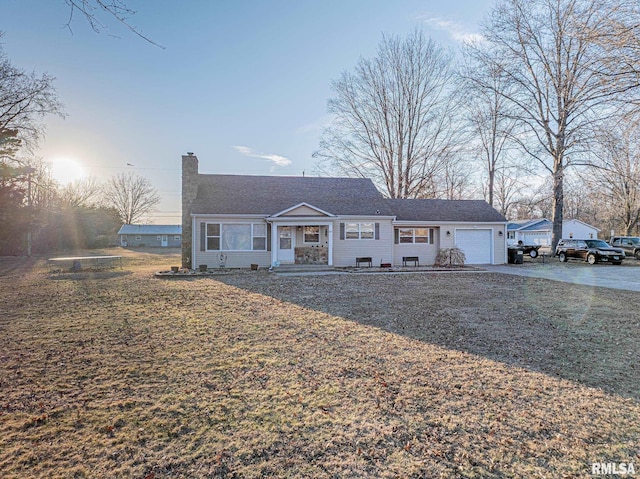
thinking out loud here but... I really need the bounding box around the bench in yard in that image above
[356,256,372,268]
[402,256,420,267]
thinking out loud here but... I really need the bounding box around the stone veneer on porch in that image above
[294,245,328,265]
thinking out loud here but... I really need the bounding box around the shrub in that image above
[435,247,466,267]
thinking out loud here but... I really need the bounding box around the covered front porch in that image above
[268,221,334,267]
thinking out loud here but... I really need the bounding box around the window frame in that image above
[303,225,320,244]
[395,227,432,244]
[205,222,267,252]
[345,222,375,240]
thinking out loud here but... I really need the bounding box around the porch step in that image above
[271,264,335,273]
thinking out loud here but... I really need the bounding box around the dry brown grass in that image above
[0,248,638,478]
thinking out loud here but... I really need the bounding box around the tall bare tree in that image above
[587,120,640,235]
[314,29,464,199]
[473,0,640,250]
[460,47,521,209]
[585,0,640,105]
[102,172,159,225]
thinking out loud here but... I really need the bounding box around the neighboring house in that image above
[181,154,507,268]
[507,218,600,246]
[118,224,182,247]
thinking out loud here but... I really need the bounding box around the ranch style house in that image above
[181,153,508,269]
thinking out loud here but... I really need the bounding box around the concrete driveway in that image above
[483,260,640,292]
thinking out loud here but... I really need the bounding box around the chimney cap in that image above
[186,151,194,156]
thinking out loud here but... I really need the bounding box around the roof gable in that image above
[564,218,601,231]
[270,202,335,217]
[507,218,549,231]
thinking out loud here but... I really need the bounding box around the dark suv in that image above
[609,236,640,260]
[555,239,625,265]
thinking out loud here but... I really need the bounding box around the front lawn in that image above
[0,251,638,477]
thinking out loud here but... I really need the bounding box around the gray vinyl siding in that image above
[195,250,271,269]
[332,219,394,267]
[192,217,271,269]
[393,243,438,266]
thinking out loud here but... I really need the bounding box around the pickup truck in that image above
[609,236,640,260]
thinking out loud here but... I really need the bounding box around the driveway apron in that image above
[483,263,640,292]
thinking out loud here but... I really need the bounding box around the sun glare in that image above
[51,157,87,185]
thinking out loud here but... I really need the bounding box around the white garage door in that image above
[456,229,492,264]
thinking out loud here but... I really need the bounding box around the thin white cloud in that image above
[296,115,332,135]
[420,15,485,45]
[233,145,292,167]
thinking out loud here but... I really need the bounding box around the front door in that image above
[161,235,168,247]
[277,226,294,263]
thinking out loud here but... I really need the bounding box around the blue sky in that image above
[3,0,493,223]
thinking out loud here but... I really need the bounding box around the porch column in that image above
[270,222,278,266]
[327,222,333,266]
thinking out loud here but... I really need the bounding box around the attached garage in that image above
[455,229,493,264]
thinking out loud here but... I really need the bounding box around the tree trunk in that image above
[551,165,564,252]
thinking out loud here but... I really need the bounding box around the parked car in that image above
[555,239,625,265]
[609,236,640,260]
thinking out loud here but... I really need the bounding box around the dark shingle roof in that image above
[190,174,506,222]
[387,199,506,223]
[506,218,550,231]
[191,174,393,216]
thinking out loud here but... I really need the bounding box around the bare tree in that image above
[102,172,159,224]
[584,0,640,105]
[0,37,63,152]
[429,156,476,200]
[473,0,640,251]
[63,0,163,48]
[511,178,554,219]
[460,47,521,209]
[314,29,464,199]
[58,176,102,208]
[586,120,640,235]
[491,167,522,217]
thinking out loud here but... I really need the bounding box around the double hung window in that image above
[345,222,374,240]
[398,228,429,243]
[396,228,432,244]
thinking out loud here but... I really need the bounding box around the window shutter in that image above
[340,223,345,240]
[267,224,271,251]
[429,228,435,245]
[200,223,206,251]
[394,228,399,244]
[375,223,380,240]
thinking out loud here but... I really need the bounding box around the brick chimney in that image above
[181,152,199,268]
